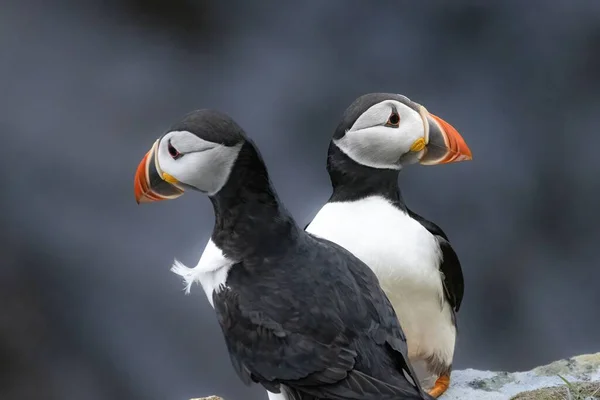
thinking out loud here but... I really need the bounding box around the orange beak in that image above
[133,140,184,204]
[419,112,472,165]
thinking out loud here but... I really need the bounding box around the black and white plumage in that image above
[133,109,433,400]
[305,93,472,398]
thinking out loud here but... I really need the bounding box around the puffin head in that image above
[331,93,472,170]
[134,109,245,203]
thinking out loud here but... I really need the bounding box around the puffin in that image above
[305,93,472,398]
[133,109,434,400]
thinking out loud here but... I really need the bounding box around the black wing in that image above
[214,289,356,386]
[407,208,464,313]
[213,249,430,400]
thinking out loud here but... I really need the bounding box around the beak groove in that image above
[419,110,472,165]
[134,140,185,204]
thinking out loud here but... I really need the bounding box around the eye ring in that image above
[386,112,400,127]
[167,139,183,160]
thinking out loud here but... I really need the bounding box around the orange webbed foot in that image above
[427,374,450,398]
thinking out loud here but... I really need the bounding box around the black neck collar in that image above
[326,143,407,211]
[210,141,299,259]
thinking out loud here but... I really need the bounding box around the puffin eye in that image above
[167,139,183,160]
[386,112,400,127]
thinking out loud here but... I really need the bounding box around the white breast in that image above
[306,196,455,365]
[307,196,442,294]
[171,239,235,307]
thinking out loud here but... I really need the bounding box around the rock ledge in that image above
[190,352,600,400]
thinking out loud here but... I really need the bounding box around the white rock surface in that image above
[444,353,600,399]
[189,353,600,400]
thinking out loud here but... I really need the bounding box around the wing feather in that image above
[407,208,464,313]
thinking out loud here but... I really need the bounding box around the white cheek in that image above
[334,128,400,169]
[158,144,242,195]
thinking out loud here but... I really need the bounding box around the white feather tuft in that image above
[170,240,235,306]
[171,259,201,294]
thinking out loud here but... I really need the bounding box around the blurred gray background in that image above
[1,1,599,399]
